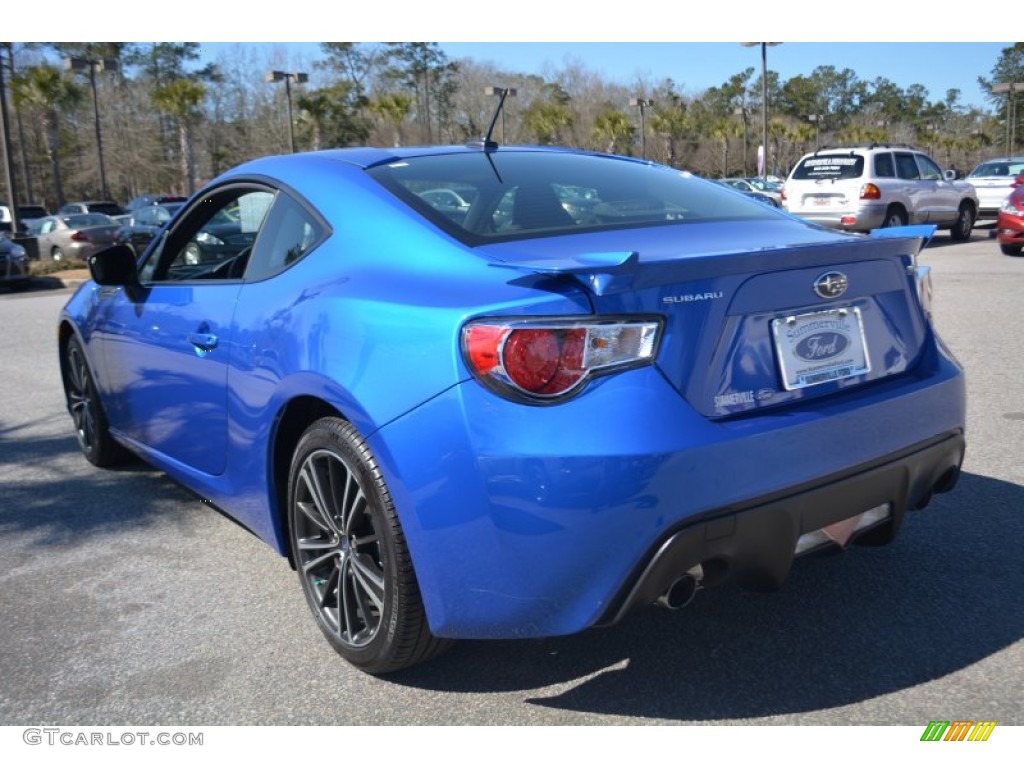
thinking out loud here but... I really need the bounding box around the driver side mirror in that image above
[88,245,139,286]
[943,169,959,181]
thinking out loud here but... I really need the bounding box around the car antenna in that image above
[468,87,514,151]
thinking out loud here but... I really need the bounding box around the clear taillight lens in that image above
[462,318,661,402]
[860,183,882,200]
[1001,197,1024,214]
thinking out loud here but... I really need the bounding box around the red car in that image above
[996,186,1024,256]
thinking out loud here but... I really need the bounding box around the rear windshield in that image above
[19,206,47,217]
[87,202,125,215]
[791,154,865,181]
[366,151,779,245]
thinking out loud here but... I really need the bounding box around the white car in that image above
[782,145,978,239]
[965,157,1024,219]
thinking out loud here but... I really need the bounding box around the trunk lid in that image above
[478,221,932,418]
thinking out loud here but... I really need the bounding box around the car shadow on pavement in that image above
[390,471,1023,721]
[0,431,194,546]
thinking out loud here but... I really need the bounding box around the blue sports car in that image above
[60,144,966,674]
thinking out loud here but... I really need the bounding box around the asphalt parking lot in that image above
[1,226,1021,726]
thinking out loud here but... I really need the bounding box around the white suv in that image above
[783,145,978,240]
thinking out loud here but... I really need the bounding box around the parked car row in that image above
[1,193,187,236]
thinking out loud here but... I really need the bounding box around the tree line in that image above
[3,41,1024,211]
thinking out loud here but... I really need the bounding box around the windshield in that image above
[968,161,1024,177]
[367,151,779,246]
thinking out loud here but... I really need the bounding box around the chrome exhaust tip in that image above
[656,565,704,610]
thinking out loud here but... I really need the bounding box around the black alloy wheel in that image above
[63,336,127,467]
[287,417,450,673]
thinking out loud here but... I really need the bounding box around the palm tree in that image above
[12,65,83,207]
[650,101,688,168]
[591,107,634,155]
[152,79,206,195]
[297,90,333,151]
[520,83,573,146]
[369,93,412,147]
[708,118,741,177]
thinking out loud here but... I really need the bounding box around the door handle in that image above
[188,332,219,351]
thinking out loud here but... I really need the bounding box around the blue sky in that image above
[200,42,1007,111]
[39,3,1011,112]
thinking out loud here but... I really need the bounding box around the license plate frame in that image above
[771,307,871,391]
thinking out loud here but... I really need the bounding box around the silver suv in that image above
[783,145,978,239]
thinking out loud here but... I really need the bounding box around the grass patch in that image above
[30,258,88,276]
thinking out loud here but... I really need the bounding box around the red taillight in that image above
[70,231,89,242]
[504,328,586,395]
[860,183,881,200]
[462,319,661,402]
[1013,175,1024,189]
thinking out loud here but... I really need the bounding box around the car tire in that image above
[949,203,974,241]
[1000,243,1023,256]
[52,246,64,261]
[62,335,130,467]
[287,417,451,674]
[882,206,907,228]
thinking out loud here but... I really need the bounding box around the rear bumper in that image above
[371,338,966,639]
[784,202,887,232]
[598,430,963,625]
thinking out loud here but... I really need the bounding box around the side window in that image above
[135,208,155,227]
[874,152,895,178]
[142,187,275,283]
[40,219,55,234]
[243,192,327,282]
[916,155,943,180]
[895,153,921,180]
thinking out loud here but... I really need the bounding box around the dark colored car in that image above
[60,145,965,675]
[714,179,781,207]
[0,234,30,291]
[125,194,188,213]
[175,200,270,265]
[17,204,50,231]
[115,202,185,255]
[995,185,1024,256]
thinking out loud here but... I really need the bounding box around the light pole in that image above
[484,86,517,143]
[0,47,20,234]
[807,114,823,148]
[266,71,308,153]
[741,42,781,179]
[630,97,653,159]
[992,82,1024,156]
[64,56,118,200]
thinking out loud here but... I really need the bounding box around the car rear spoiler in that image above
[488,224,937,297]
